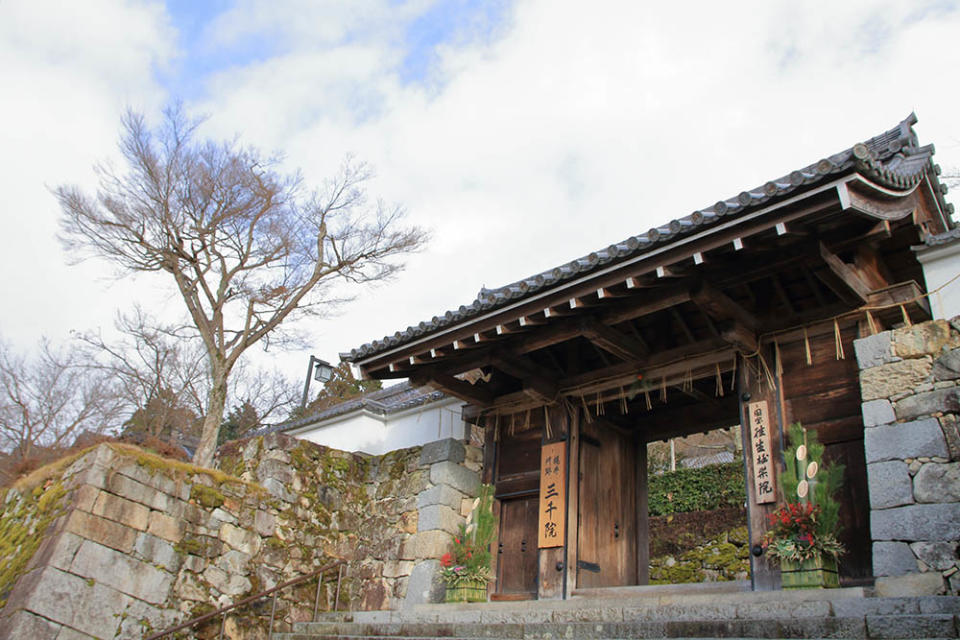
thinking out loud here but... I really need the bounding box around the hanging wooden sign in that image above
[537,441,567,548]
[747,400,776,504]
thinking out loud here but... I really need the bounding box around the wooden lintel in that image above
[690,282,759,331]
[816,242,871,303]
[579,318,648,362]
[600,287,692,326]
[411,373,493,407]
[639,395,740,443]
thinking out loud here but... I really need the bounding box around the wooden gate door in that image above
[576,421,637,588]
[496,497,539,595]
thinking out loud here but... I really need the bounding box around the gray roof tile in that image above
[344,114,948,364]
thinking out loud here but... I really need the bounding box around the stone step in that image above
[278,613,959,639]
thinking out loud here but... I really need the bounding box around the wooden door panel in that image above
[496,497,538,594]
[577,421,637,588]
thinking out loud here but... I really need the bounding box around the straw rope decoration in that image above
[660,376,667,403]
[619,386,628,414]
[544,406,552,440]
[866,310,879,336]
[596,391,605,416]
[715,363,724,397]
[644,387,653,410]
[580,393,592,423]
[682,368,693,393]
[803,327,813,366]
[833,318,845,360]
[900,304,912,327]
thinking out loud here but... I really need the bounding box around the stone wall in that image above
[0,434,480,639]
[854,317,960,595]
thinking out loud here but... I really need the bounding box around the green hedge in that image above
[648,462,746,516]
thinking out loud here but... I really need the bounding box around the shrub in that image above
[648,462,745,516]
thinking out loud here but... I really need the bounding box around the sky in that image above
[2,0,960,389]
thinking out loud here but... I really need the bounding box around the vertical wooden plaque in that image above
[748,400,776,504]
[537,441,567,548]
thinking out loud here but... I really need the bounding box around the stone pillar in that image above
[854,318,960,596]
[402,438,480,608]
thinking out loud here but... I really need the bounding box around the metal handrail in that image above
[145,558,346,640]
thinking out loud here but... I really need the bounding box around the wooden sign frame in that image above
[537,441,567,548]
[747,400,776,504]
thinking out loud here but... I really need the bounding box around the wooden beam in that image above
[690,282,759,331]
[815,242,871,304]
[638,395,741,442]
[719,320,759,354]
[579,318,648,362]
[411,373,493,407]
[488,352,559,404]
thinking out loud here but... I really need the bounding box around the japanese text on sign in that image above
[747,400,776,504]
[538,441,567,548]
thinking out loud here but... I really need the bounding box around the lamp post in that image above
[301,356,334,410]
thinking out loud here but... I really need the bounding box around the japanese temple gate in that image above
[344,115,954,598]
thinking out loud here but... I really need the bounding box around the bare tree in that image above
[56,105,428,466]
[0,338,124,458]
[77,307,209,438]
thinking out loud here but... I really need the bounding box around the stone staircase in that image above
[277,585,960,639]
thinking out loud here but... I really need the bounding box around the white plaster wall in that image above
[917,241,960,320]
[290,399,466,455]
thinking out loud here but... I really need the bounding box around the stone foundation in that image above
[0,434,480,638]
[854,317,960,595]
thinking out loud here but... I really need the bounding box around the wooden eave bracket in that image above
[690,282,758,331]
[410,373,494,407]
[488,352,559,404]
[838,180,918,221]
[815,242,872,304]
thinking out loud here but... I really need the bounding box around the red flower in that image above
[440,552,453,567]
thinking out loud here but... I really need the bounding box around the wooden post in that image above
[635,436,650,585]
[564,408,580,599]
[539,407,568,599]
[736,350,782,591]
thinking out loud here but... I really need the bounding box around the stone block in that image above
[895,387,960,421]
[400,530,451,560]
[204,564,251,596]
[261,477,295,503]
[70,539,173,605]
[933,349,960,380]
[913,461,960,502]
[429,461,479,496]
[910,541,959,571]
[941,414,960,461]
[866,614,954,638]
[854,331,897,369]
[865,418,948,463]
[115,461,188,500]
[894,320,953,357]
[871,503,960,541]
[56,627,98,640]
[72,484,101,512]
[216,549,252,575]
[220,522,261,555]
[147,511,185,543]
[416,484,463,510]
[868,460,914,509]
[133,532,181,572]
[64,509,138,553]
[0,609,61,640]
[403,560,444,608]
[873,541,919,576]
[417,504,461,534]
[105,472,171,511]
[28,529,84,574]
[91,491,150,531]
[419,438,466,466]
[862,399,896,427]
[254,509,276,537]
[10,565,133,636]
[860,358,932,401]
[383,560,415,578]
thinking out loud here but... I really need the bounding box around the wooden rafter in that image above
[411,373,493,407]
[579,318,648,362]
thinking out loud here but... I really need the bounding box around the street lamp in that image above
[301,355,334,409]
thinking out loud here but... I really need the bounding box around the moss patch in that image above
[190,485,226,509]
[0,480,67,608]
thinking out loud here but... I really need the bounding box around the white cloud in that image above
[2,0,959,380]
